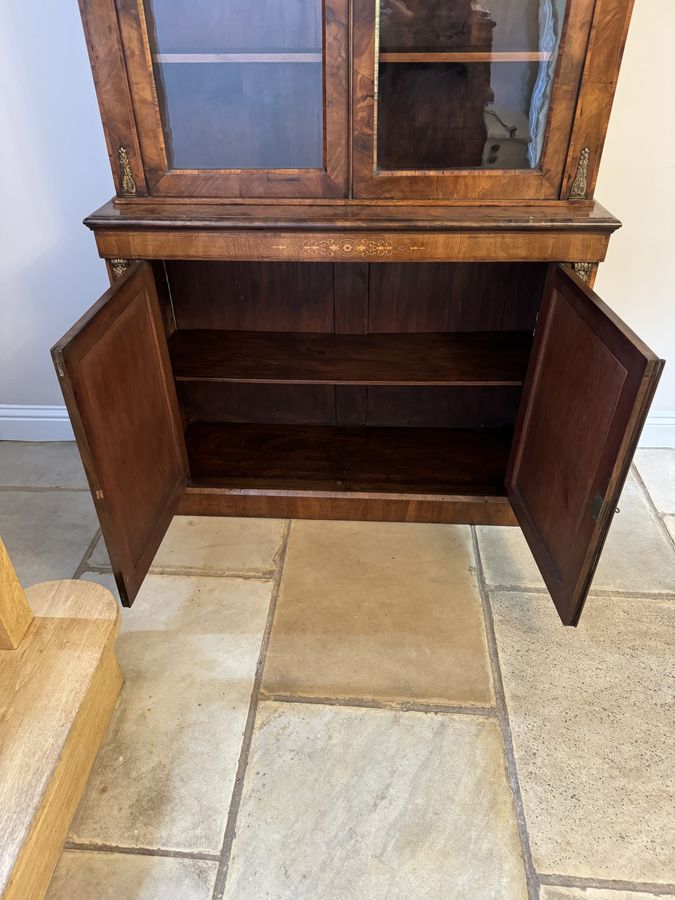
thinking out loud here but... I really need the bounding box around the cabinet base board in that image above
[178,485,518,526]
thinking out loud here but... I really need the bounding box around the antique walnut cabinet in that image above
[54,0,664,625]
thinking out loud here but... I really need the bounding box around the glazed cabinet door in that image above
[52,263,188,606]
[507,266,663,626]
[103,0,348,198]
[353,0,596,199]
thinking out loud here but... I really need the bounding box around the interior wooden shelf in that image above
[153,52,322,64]
[186,422,512,495]
[379,51,552,63]
[170,330,532,386]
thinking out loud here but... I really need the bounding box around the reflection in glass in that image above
[377,0,568,171]
[143,0,324,170]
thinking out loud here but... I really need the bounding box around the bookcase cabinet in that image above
[54,0,663,625]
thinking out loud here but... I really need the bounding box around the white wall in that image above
[594,0,675,444]
[0,2,112,438]
[0,0,673,443]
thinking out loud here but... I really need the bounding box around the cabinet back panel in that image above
[166,261,335,331]
[369,262,547,332]
[177,382,336,427]
[367,386,522,428]
[168,260,544,431]
[177,383,520,430]
[166,260,546,333]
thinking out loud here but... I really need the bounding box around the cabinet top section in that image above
[86,200,619,264]
[79,0,635,204]
[86,200,621,235]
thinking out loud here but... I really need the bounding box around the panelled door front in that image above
[353,0,596,199]
[52,263,187,606]
[114,0,349,198]
[507,265,664,625]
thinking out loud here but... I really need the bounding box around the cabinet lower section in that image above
[52,256,662,623]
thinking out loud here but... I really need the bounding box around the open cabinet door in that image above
[52,263,187,606]
[507,266,664,626]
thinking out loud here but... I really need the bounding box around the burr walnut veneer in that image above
[54,0,663,625]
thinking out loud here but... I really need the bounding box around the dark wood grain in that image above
[169,330,532,386]
[87,199,621,230]
[166,261,335,331]
[51,263,187,606]
[507,264,664,626]
[178,485,518,526]
[177,382,337,426]
[368,262,546,331]
[78,0,147,195]
[186,421,513,495]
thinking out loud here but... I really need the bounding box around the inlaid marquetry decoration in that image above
[573,262,592,282]
[109,259,130,280]
[118,147,137,196]
[301,239,426,258]
[569,147,590,200]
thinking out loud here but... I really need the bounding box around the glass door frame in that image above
[352,0,595,200]
[115,0,349,198]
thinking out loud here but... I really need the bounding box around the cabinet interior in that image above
[155,260,548,498]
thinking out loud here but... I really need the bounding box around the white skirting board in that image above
[0,404,674,447]
[0,406,75,441]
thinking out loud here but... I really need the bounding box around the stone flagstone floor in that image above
[0,441,673,900]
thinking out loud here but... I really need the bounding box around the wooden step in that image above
[0,576,122,900]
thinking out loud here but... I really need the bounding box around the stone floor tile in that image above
[635,450,675,514]
[89,515,285,576]
[69,574,272,853]
[224,702,527,900]
[490,591,675,883]
[47,851,217,899]
[0,490,98,586]
[262,520,494,706]
[0,441,87,488]
[477,473,675,595]
[664,516,675,543]
[540,888,675,900]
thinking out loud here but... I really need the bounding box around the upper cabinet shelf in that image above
[79,0,635,202]
[379,51,553,63]
[153,52,323,64]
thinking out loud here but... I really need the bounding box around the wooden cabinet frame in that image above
[81,0,349,199]
[353,0,593,200]
[80,0,635,203]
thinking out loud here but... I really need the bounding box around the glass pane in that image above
[143,0,324,169]
[376,0,568,171]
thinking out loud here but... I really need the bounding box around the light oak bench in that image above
[0,538,122,899]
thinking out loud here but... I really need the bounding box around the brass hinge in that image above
[573,262,592,283]
[95,489,104,501]
[54,355,65,378]
[118,147,137,196]
[110,258,130,280]
[570,147,590,200]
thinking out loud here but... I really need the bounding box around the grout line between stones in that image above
[63,841,220,863]
[471,526,540,900]
[78,563,277,582]
[258,691,497,717]
[539,872,675,894]
[631,462,675,553]
[210,519,293,900]
[481,583,675,603]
